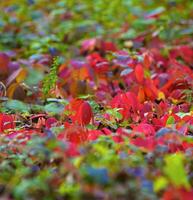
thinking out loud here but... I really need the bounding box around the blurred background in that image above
[0,0,193,58]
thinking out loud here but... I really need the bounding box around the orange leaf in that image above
[6,68,27,87]
[143,53,151,69]
[144,85,154,100]
[70,80,87,97]
[137,86,145,103]
[16,68,28,83]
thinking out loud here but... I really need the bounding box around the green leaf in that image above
[4,100,30,113]
[146,7,165,17]
[121,29,137,39]
[163,153,190,189]
[176,112,191,118]
[133,18,156,29]
[44,102,64,114]
[106,108,123,120]
[166,116,175,126]
[42,57,60,97]
[78,94,94,99]
[154,176,168,192]
[25,69,44,86]
[58,182,80,196]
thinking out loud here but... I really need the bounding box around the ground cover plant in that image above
[0,0,193,199]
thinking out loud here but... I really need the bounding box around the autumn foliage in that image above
[0,1,193,200]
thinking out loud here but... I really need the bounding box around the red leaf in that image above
[112,135,123,143]
[65,143,80,157]
[162,114,181,127]
[132,123,155,137]
[69,99,93,126]
[0,52,10,80]
[58,125,88,144]
[101,41,117,52]
[0,114,15,132]
[86,52,109,73]
[76,101,93,126]
[88,130,103,141]
[70,99,84,111]
[143,53,151,69]
[81,38,98,53]
[131,136,156,151]
[135,64,144,83]
[110,92,139,120]
[144,79,159,100]
[180,46,193,64]
[163,187,193,200]
[45,117,58,129]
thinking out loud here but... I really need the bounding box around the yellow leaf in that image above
[16,68,28,83]
[157,91,165,101]
[154,176,168,192]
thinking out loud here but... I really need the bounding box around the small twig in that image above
[0,81,6,97]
